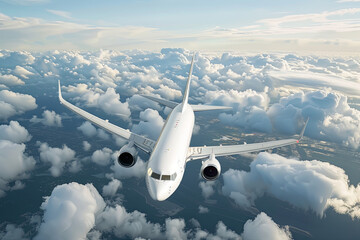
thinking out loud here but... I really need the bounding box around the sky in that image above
[1,0,360,55]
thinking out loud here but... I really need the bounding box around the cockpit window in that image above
[161,175,171,180]
[148,168,177,181]
[170,172,177,180]
[151,172,161,180]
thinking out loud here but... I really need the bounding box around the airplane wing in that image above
[187,119,308,161]
[58,81,156,154]
[141,95,178,109]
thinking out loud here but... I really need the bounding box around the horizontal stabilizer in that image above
[140,95,178,109]
[140,95,232,112]
[190,105,232,112]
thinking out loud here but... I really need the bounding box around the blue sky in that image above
[1,0,360,54]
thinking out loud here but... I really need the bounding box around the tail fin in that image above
[181,53,195,112]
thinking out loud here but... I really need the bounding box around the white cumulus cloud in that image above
[91,147,112,166]
[131,108,164,140]
[0,140,35,198]
[267,90,360,148]
[222,152,360,219]
[38,142,76,177]
[30,110,62,127]
[35,182,106,240]
[102,178,122,197]
[242,212,292,240]
[0,90,37,120]
[0,121,31,143]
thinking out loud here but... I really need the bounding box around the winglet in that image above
[299,117,309,141]
[181,53,195,112]
[58,80,63,102]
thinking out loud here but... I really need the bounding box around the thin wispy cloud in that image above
[1,0,49,5]
[338,0,360,2]
[0,7,360,54]
[47,9,72,19]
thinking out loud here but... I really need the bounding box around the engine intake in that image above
[118,142,137,168]
[200,154,221,181]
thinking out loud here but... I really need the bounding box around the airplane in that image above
[58,55,308,201]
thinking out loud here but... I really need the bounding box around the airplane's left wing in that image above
[187,119,308,161]
[58,81,156,153]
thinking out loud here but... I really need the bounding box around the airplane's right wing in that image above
[187,119,308,161]
[187,138,299,161]
[59,81,156,153]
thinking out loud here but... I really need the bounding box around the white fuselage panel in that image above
[146,103,194,201]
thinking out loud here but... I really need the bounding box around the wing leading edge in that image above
[187,119,309,161]
[58,81,156,153]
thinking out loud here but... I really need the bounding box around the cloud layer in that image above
[222,152,360,219]
[34,182,293,239]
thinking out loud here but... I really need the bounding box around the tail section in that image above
[181,54,195,112]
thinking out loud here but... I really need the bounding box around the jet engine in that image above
[200,154,221,181]
[117,142,138,168]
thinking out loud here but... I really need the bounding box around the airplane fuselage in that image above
[145,103,194,201]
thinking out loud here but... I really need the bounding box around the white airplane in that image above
[58,55,308,201]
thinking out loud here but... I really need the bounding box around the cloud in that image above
[242,212,292,240]
[198,205,209,214]
[0,140,35,198]
[199,181,216,199]
[267,90,360,148]
[2,0,49,5]
[91,147,112,166]
[38,142,76,177]
[222,152,360,219]
[269,70,360,96]
[34,182,292,239]
[102,178,122,197]
[83,141,91,151]
[30,110,62,127]
[192,221,241,240]
[35,182,106,240]
[65,85,131,119]
[0,90,37,120]
[77,121,110,140]
[165,218,187,240]
[0,73,24,86]
[13,65,34,79]
[0,224,27,240]
[95,205,163,239]
[77,121,97,137]
[47,9,72,19]
[131,108,164,140]
[205,89,272,133]
[0,121,31,143]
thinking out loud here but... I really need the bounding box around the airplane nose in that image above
[147,178,169,201]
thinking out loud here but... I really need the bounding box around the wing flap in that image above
[187,138,299,161]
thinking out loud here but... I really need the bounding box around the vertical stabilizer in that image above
[181,53,195,112]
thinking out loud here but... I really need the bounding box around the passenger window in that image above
[151,172,160,179]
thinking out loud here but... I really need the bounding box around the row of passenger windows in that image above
[148,168,177,181]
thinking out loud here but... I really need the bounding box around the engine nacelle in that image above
[200,154,221,181]
[117,143,138,168]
